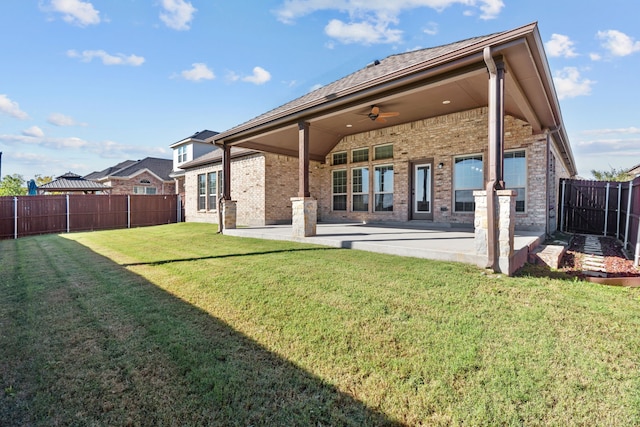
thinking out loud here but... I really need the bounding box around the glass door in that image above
[412,163,433,220]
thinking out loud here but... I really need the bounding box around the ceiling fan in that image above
[365,105,400,123]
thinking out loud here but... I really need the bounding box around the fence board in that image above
[560,176,640,266]
[0,194,178,240]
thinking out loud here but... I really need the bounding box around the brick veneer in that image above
[104,171,175,195]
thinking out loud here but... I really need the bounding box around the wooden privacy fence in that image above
[559,176,640,266]
[0,194,180,240]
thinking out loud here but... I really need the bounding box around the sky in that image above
[0,0,638,180]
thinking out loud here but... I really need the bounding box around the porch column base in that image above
[291,197,317,237]
[474,190,517,275]
[221,199,237,231]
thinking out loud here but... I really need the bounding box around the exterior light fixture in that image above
[438,163,444,169]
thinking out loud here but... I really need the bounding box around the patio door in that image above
[411,162,433,220]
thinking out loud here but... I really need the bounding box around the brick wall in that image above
[106,171,175,195]
[317,107,549,228]
[184,152,321,226]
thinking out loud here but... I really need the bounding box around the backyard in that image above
[1,223,639,425]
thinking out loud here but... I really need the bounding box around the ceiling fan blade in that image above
[378,111,400,118]
[370,106,380,116]
[375,116,387,123]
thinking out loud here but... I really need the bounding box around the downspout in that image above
[545,126,561,238]
[483,47,505,270]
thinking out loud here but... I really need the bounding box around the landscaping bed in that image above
[560,234,639,278]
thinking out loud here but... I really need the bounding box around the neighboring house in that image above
[198,22,575,241]
[38,172,111,194]
[85,157,174,195]
[627,163,640,177]
[169,130,219,203]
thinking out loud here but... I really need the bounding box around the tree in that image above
[0,174,27,196]
[35,174,54,186]
[590,167,632,182]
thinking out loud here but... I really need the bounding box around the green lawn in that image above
[1,223,639,426]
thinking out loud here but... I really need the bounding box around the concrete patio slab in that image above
[223,222,544,271]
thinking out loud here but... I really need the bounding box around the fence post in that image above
[66,194,70,233]
[127,195,131,228]
[624,180,633,250]
[604,182,610,236]
[617,183,622,239]
[13,196,18,239]
[560,180,566,232]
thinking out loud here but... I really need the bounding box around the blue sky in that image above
[0,0,638,180]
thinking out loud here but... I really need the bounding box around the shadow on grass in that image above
[122,246,340,267]
[0,235,401,426]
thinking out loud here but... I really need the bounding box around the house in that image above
[169,130,219,198]
[185,22,577,273]
[38,172,111,194]
[85,157,174,195]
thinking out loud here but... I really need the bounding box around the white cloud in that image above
[597,29,640,57]
[180,63,215,82]
[0,94,29,120]
[589,52,602,61]
[22,126,45,138]
[545,34,578,58]
[325,19,402,45]
[67,49,145,66]
[275,0,503,44]
[423,22,438,36]
[0,134,88,149]
[47,112,87,127]
[45,0,101,27]
[242,67,272,85]
[552,67,595,100]
[159,0,196,31]
[581,127,640,135]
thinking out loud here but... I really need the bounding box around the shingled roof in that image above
[227,32,499,133]
[39,172,111,193]
[210,22,576,176]
[170,129,219,148]
[86,157,173,182]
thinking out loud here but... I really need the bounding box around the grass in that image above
[1,223,639,426]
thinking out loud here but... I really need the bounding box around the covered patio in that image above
[224,222,544,270]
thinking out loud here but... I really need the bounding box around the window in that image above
[197,174,206,210]
[332,170,347,211]
[374,165,393,211]
[352,167,369,211]
[133,186,156,195]
[374,144,393,160]
[454,154,483,212]
[177,145,187,163]
[208,172,217,211]
[504,150,526,212]
[352,148,369,163]
[332,152,347,165]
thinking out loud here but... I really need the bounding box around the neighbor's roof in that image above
[169,129,219,148]
[39,172,111,192]
[86,157,173,181]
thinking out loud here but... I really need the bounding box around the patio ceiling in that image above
[213,23,576,175]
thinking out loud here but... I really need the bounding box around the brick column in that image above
[291,197,316,237]
[474,189,517,274]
